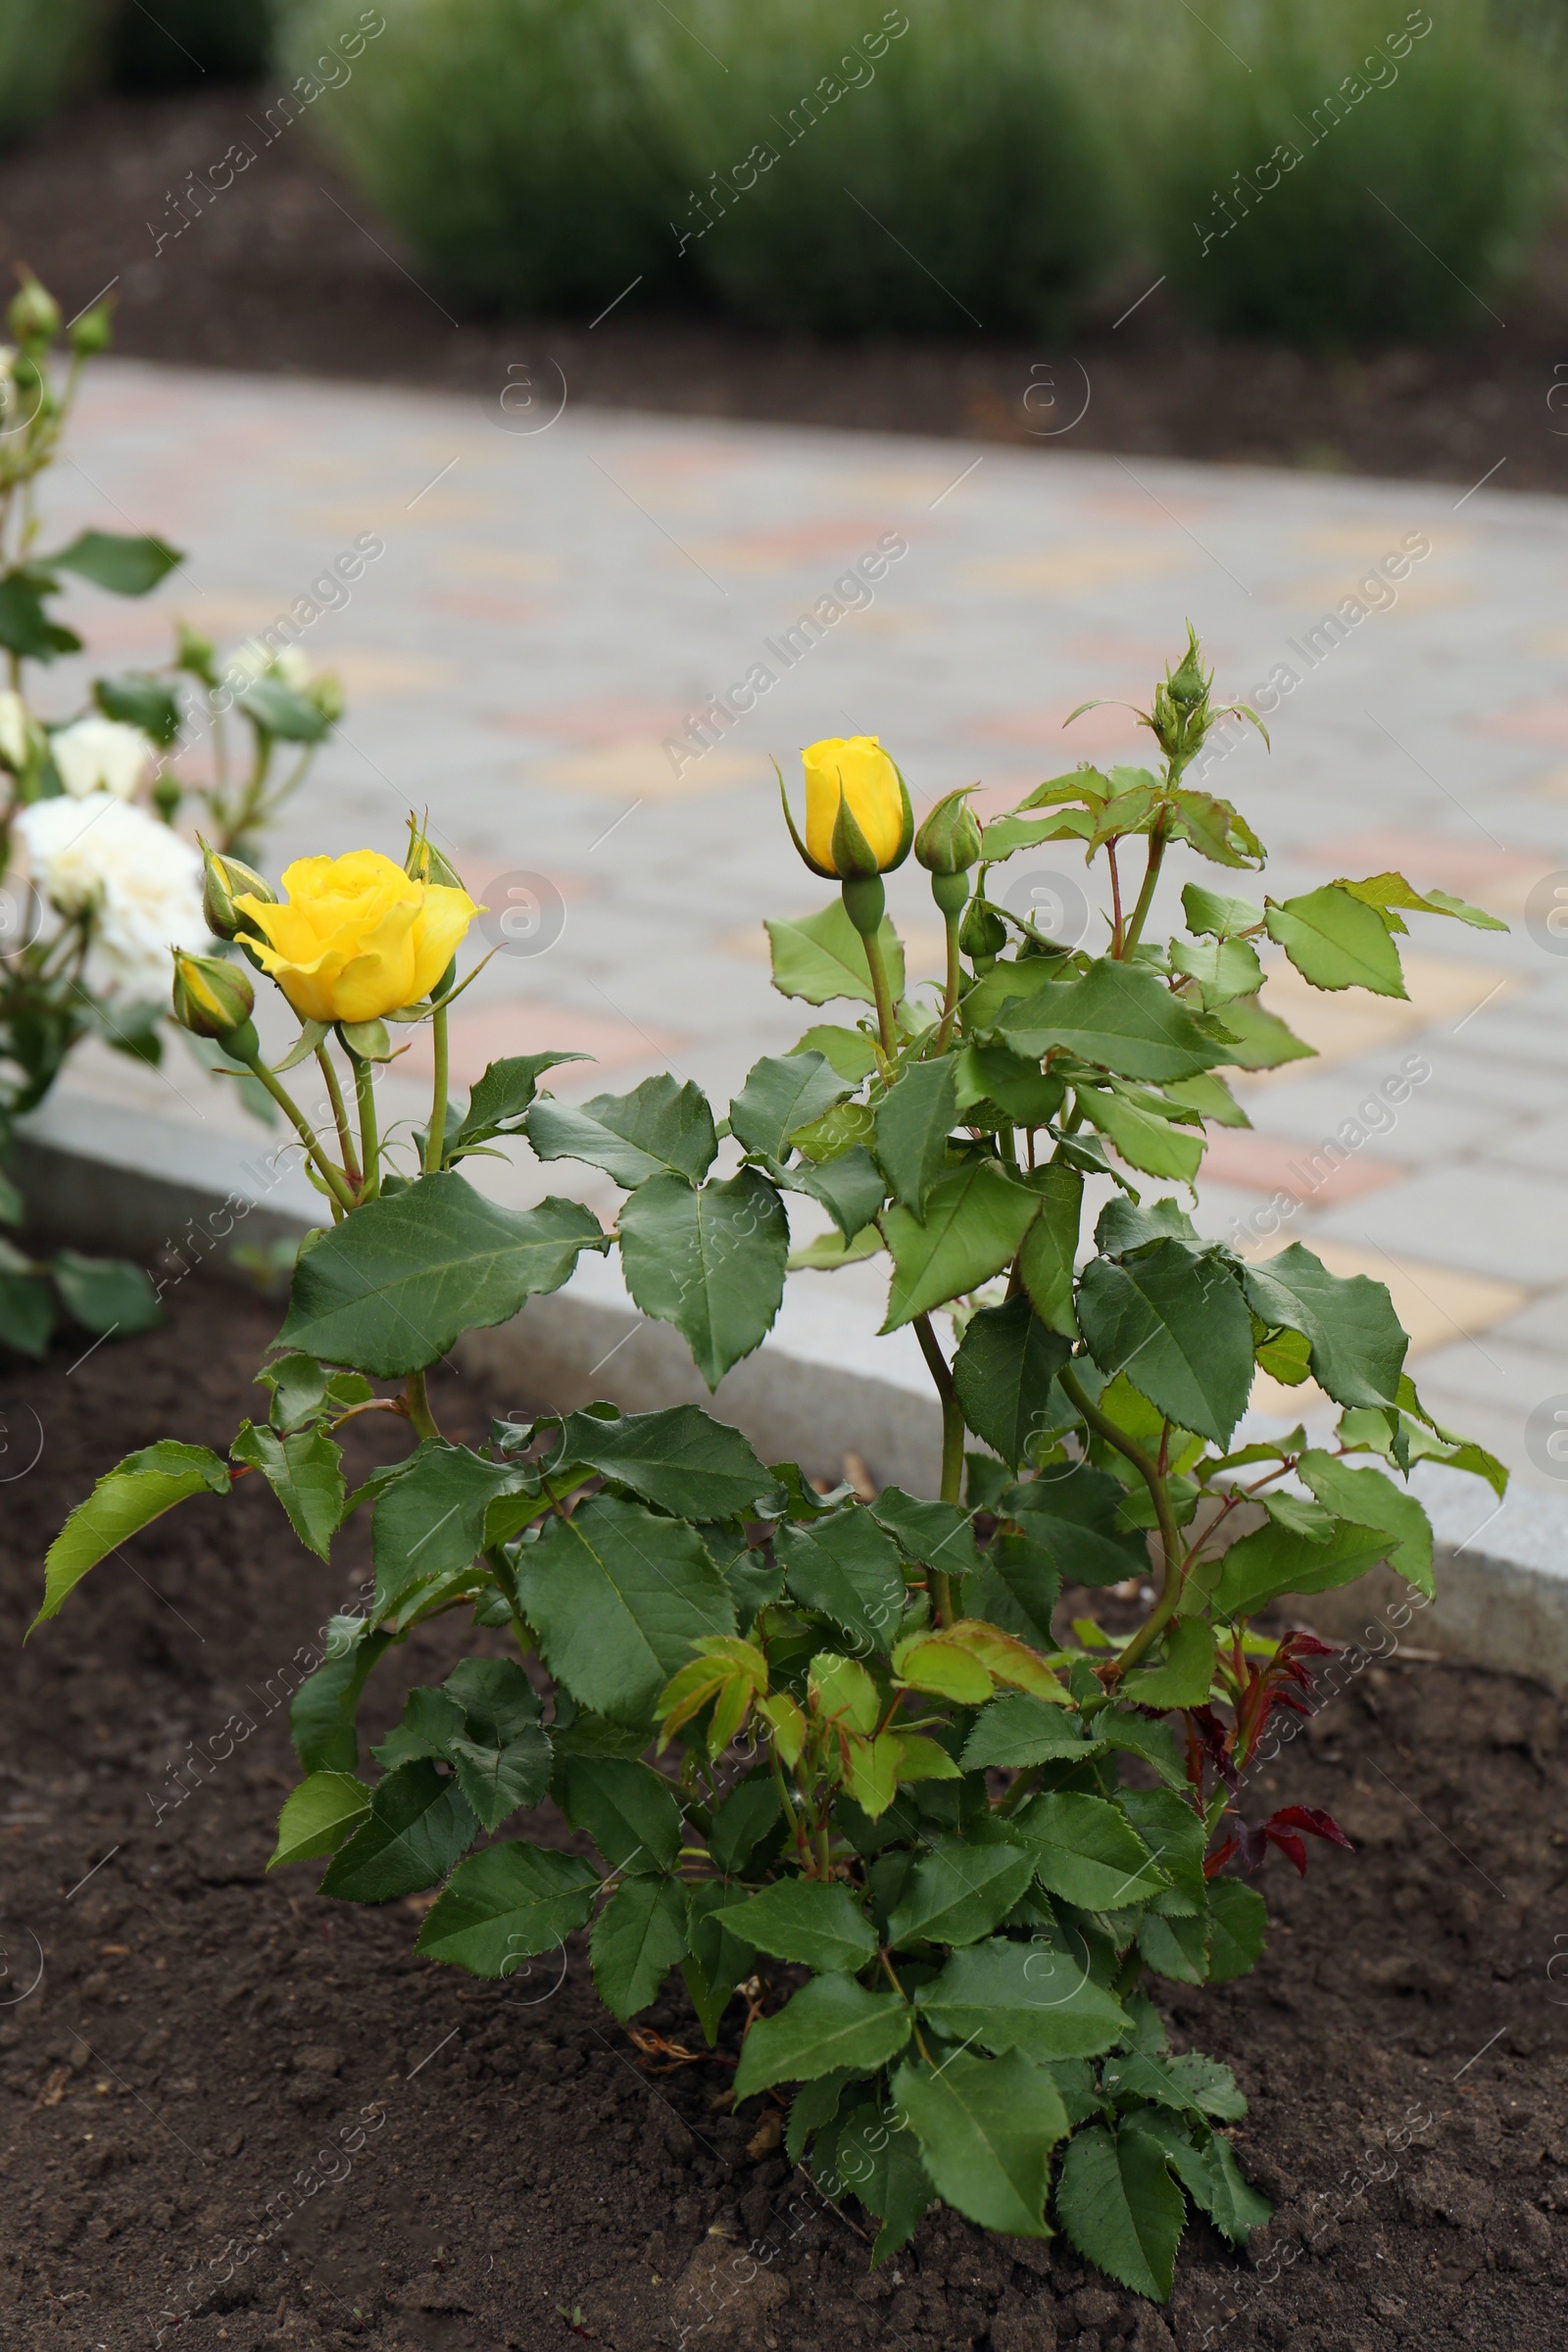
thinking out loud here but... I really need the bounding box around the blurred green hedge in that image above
[0,0,112,143]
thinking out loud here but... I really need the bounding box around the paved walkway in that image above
[40,359,1568,1491]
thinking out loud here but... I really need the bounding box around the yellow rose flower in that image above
[235,849,478,1025]
[801,736,909,875]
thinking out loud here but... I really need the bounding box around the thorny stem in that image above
[316,1047,361,1186]
[424,1001,450,1174]
[911,1311,963,1623]
[404,1369,440,1441]
[1057,1363,1182,1681]
[241,1054,356,1214]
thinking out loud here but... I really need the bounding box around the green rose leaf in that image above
[1119,1617,1217,1710]
[886,1837,1036,1949]
[1206,1513,1391,1619]
[231,1420,345,1562]
[873,1054,960,1218]
[1298,1448,1433,1593]
[591,1874,689,2022]
[868,1486,983,1581]
[32,1442,230,1631]
[1204,1876,1268,1983]
[1241,1244,1406,1408]
[998,958,1222,1080]
[369,1440,518,1619]
[733,1973,911,2102]
[539,1402,777,1521]
[555,1755,684,1876]
[51,1250,162,1337]
[1265,884,1406,998]
[93,670,183,745]
[268,1771,371,1870]
[415,1841,601,1974]
[1010,1791,1169,1911]
[893,2049,1066,2238]
[730,1049,851,1159]
[319,1758,478,1902]
[50,528,183,595]
[775,1506,906,1654]
[788,1144,887,1242]
[1056,2121,1186,2302]
[881,1160,1039,1330]
[526,1073,717,1188]
[235,673,328,741]
[289,1624,395,1774]
[766,899,906,1006]
[1016,1161,1083,1336]
[449,1052,590,1157]
[953,1294,1071,1469]
[715,1881,877,1974]
[514,1493,736,1724]
[960,1693,1098,1772]
[914,1937,1130,2060]
[617,1167,788,1390]
[1074,1087,1205,1184]
[1077,1240,1253,1446]
[278,1172,608,1377]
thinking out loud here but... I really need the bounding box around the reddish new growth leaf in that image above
[1208,1803,1354,1879]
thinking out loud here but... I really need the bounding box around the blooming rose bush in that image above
[0,274,344,1356]
[35,631,1509,2297]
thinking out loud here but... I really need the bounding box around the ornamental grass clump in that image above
[36,634,1507,2296]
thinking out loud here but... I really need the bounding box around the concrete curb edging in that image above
[16,1093,1568,1694]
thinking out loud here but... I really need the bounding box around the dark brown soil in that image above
[1,1281,1566,2352]
[5,86,1568,495]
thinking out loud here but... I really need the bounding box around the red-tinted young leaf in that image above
[1268,1803,1354,1852]
[1190,1704,1238,1795]
[1204,1836,1238,1879]
[1265,1826,1308,1876]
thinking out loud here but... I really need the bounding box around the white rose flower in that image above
[17,793,206,1001]
[0,689,28,770]
[224,641,312,693]
[51,715,152,802]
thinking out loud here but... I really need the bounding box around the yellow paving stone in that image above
[1262,573,1474,612]
[1240,951,1520,1083]
[535,739,772,799]
[436,546,563,582]
[958,544,1187,594]
[326,649,457,697]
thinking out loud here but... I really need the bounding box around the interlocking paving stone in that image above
[33,359,1568,1485]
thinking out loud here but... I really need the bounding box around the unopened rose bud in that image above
[68,299,113,357]
[172,949,255,1045]
[8,273,59,347]
[780,736,912,882]
[201,840,274,942]
[1166,623,1209,710]
[404,815,466,891]
[914,785,982,877]
[959,891,1006,970]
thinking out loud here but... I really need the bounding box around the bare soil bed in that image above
[1,1281,1566,2352]
[3,87,1568,494]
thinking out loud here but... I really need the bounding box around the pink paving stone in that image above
[1307,828,1544,891]
[1200,1127,1406,1205]
[969,699,1152,757]
[485,696,693,742]
[426,589,549,625]
[695,516,899,564]
[1471,697,1568,744]
[400,999,680,1090]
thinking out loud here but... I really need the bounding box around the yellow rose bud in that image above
[234,849,479,1026]
[171,949,255,1042]
[800,736,910,878]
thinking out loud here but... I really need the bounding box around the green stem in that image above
[351,1049,380,1200]
[316,1046,360,1185]
[242,1054,356,1214]
[911,1310,963,1623]
[859,922,899,1060]
[404,1369,439,1440]
[935,907,963,1052]
[424,1001,450,1174]
[767,1738,811,1874]
[1057,1363,1181,1679]
[1117,821,1168,960]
